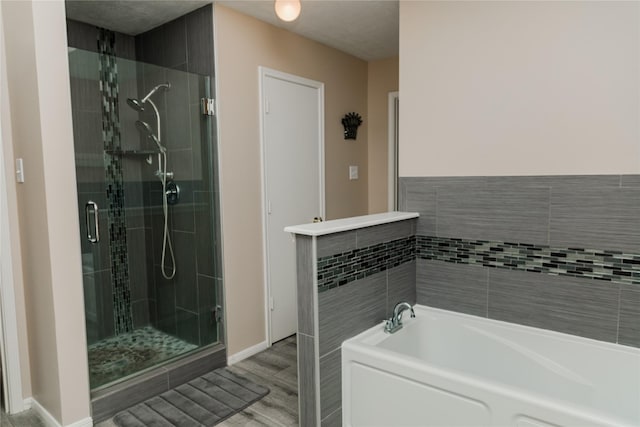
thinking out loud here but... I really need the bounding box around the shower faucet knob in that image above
[166,181,180,205]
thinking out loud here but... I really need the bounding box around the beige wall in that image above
[367,57,398,213]
[0,4,32,401]
[214,4,369,356]
[399,1,640,177]
[2,0,90,424]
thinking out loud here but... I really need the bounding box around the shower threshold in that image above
[90,337,226,422]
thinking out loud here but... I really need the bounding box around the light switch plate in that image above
[15,158,24,183]
[349,165,358,180]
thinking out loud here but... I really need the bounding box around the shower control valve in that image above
[165,181,180,206]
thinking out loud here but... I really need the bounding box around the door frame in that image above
[0,50,25,412]
[258,66,325,346]
[388,91,399,211]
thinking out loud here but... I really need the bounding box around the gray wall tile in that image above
[621,175,640,188]
[356,219,414,248]
[173,232,198,312]
[416,259,488,317]
[185,5,215,76]
[165,71,193,151]
[66,19,99,53]
[402,181,436,236]
[132,300,150,328]
[298,333,318,427]
[318,271,386,356]
[128,228,149,301]
[321,408,342,427]
[175,308,199,345]
[437,187,550,244]
[320,349,342,421]
[487,175,621,190]
[618,285,640,347]
[194,191,217,278]
[488,269,620,342]
[387,260,416,318]
[317,230,357,258]
[296,235,315,336]
[550,187,640,253]
[160,17,187,68]
[114,32,137,61]
[170,181,195,233]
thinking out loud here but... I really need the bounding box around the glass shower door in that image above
[69,45,222,390]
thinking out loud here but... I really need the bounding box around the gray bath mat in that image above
[113,368,270,426]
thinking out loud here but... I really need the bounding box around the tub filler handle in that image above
[385,302,415,333]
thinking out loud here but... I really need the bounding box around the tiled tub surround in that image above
[287,213,418,427]
[401,175,640,348]
[317,236,415,291]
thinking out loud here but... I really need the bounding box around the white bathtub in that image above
[342,305,640,427]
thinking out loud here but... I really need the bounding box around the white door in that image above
[260,68,324,344]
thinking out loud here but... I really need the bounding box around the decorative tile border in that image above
[98,29,133,334]
[417,236,640,286]
[317,237,415,292]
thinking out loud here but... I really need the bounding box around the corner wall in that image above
[214,4,369,356]
[0,3,32,404]
[2,0,91,424]
[367,57,398,214]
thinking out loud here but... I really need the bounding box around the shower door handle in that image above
[85,201,100,243]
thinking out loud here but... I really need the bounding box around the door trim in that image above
[258,66,325,346]
[0,36,25,412]
[388,91,399,211]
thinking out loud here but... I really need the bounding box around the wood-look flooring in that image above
[0,409,45,427]
[218,335,298,426]
[93,334,299,426]
[0,337,298,427]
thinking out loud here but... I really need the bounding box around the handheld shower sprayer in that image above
[135,120,166,153]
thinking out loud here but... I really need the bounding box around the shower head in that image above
[135,120,166,153]
[127,98,145,112]
[126,82,171,112]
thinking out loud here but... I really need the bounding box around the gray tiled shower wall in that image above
[400,175,640,348]
[296,219,417,427]
[67,4,222,347]
[136,5,221,347]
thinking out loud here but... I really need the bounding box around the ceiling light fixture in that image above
[274,0,301,22]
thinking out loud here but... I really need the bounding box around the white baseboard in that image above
[227,340,268,365]
[22,397,32,410]
[23,398,93,427]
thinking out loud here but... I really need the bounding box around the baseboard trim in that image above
[23,398,93,427]
[227,340,268,365]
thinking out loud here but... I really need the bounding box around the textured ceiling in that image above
[218,1,399,61]
[65,0,398,61]
[65,1,211,35]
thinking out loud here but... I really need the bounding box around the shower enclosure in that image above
[67,12,223,393]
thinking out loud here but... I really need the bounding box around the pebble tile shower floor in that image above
[88,326,197,388]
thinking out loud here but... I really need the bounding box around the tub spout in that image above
[385,302,415,333]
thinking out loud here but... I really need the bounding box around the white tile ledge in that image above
[284,212,419,237]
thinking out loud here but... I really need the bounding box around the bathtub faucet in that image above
[384,302,415,333]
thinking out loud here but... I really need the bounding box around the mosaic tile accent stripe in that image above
[417,235,640,286]
[317,237,415,292]
[98,29,133,334]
